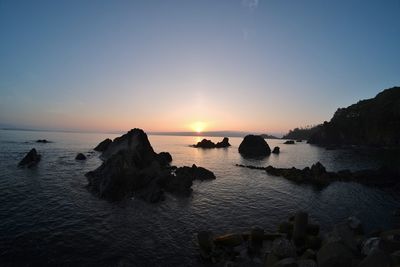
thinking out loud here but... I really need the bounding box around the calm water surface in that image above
[0,130,399,266]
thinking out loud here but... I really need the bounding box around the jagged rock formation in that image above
[238,135,271,157]
[94,138,112,152]
[192,137,231,148]
[86,129,215,202]
[18,148,41,168]
[308,87,400,147]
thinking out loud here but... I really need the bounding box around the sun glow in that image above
[191,121,206,133]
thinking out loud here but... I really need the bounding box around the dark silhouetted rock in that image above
[75,153,87,160]
[215,137,231,148]
[86,129,215,202]
[308,87,400,148]
[156,152,172,166]
[272,146,280,154]
[236,162,400,188]
[284,140,295,144]
[94,138,112,152]
[317,241,354,267]
[293,212,308,245]
[36,139,50,143]
[18,148,41,168]
[193,139,216,148]
[296,140,303,142]
[238,135,271,157]
[192,137,231,148]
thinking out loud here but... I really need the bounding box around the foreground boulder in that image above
[238,135,271,157]
[86,129,215,202]
[94,138,112,152]
[18,148,41,168]
[192,137,231,148]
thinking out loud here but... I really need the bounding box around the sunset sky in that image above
[1,0,399,134]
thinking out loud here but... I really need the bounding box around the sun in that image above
[191,121,206,134]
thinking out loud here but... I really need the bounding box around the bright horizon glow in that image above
[0,1,399,135]
[190,121,207,134]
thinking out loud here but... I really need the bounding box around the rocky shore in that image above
[236,162,400,187]
[196,212,400,266]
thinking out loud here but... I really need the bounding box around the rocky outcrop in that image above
[18,148,41,168]
[308,87,400,147]
[192,137,231,148]
[94,138,112,152]
[86,129,215,202]
[75,153,87,160]
[236,162,400,187]
[238,135,271,158]
[216,137,231,148]
[272,146,280,154]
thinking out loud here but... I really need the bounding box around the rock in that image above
[272,258,297,267]
[192,137,231,148]
[358,249,391,267]
[156,152,172,166]
[197,231,215,259]
[293,212,308,245]
[283,140,295,145]
[379,229,400,253]
[250,227,265,248]
[214,233,243,247]
[94,138,112,152]
[238,135,271,158]
[216,137,231,148]
[272,146,280,154]
[310,162,326,176]
[317,241,354,267]
[347,216,363,234]
[305,236,322,250]
[272,238,296,258]
[265,253,280,267]
[391,250,400,265]
[278,222,293,235]
[75,153,87,160]
[193,139,216,148]
[361,237,381,256]
[86,129,215,202]
[306,224,320,236]
[296,140,303,143]
[18,148,41,168]
[297,259,317,267]
[36,139,50,143]
[300,249,316,260]
[326,223,358,252]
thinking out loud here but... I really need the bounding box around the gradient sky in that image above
[0,0,399,134]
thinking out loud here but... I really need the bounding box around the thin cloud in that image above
[242,0,259,9]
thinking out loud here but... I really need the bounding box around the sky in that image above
[0,0,399,134]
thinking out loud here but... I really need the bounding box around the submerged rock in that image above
[18,148,41,168]
[86,129,215,202]
[192,137,231,148]
[94,138,112,152]
[75,153,87,160]
[238,135,271,158]
[36,139,50,143]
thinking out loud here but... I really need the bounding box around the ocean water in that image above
[0,129,399,266]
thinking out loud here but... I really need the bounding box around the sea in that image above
[1,129,399,266]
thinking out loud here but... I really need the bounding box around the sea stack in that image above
[238,135,271,158]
